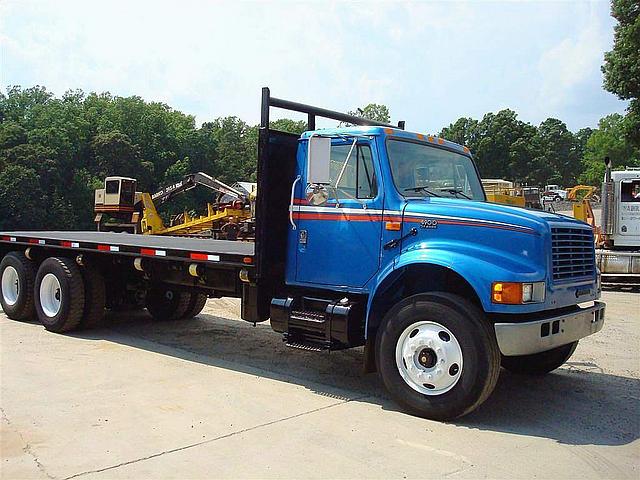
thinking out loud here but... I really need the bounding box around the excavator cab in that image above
[95,177,139,212]
[94,177,142,233]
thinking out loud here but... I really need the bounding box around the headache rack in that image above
[250,88,406,322]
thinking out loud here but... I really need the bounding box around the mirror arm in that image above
[334,138,357,189]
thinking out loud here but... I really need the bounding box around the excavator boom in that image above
[151,172,245,205]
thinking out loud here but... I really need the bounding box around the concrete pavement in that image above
[1,292,638,479]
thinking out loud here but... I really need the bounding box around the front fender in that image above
[366,242,546,336]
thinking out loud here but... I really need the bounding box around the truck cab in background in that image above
[598,160,640,282]
[543,184,568,202]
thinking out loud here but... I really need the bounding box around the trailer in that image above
[0,88,605,420]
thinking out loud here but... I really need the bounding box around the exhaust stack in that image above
[601,156,614,239]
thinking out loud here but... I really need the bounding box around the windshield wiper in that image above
[439,188,471,200]
[404,186,441,197]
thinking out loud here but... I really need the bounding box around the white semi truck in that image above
[597,158,640,285]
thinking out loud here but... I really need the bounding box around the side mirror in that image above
[307,136,331,184]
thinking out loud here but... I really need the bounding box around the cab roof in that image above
[299,126,471,156]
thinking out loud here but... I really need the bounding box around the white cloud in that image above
[0,0,627,131]
[534,3,611,119]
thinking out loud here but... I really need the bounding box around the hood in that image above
[403,197,587,233]
[397,198,592,281]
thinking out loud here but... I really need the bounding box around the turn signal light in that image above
[492,282,522,304]
[492,282,545,304]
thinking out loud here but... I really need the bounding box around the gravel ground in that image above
[1,291,638,479]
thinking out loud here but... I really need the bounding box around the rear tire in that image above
[181,292,208,319]
[34,257,85,333]
[0,252,36,321]
[501,341,578,375]
[376,293,500,420]
[80,268,106,328]
[146,284,190,321]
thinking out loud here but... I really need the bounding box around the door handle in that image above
[384,227,417,250]
[289,175,301,230]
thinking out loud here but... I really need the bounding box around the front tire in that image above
[376,293,500,420]
[501,341,578,375]
[0,252,36,321]
[34,257,85,333]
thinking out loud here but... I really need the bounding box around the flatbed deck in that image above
[0,231,254,263]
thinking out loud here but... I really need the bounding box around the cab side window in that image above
[329,143,377,199]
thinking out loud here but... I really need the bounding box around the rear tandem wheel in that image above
[34,257,85,333]
[0,252,36,321]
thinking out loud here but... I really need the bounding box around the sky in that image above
[0,0,628,134]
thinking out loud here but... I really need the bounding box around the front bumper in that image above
[494,301,606,356]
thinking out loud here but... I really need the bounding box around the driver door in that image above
[294,139,383,288]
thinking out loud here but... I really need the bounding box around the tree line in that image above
[0,84,638,231]
[0,86,307,230]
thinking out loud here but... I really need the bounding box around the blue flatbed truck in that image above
[0,88,605,420]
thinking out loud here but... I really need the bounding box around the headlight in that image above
[492,282,545,304]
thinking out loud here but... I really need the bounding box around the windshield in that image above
[387,139,484,200]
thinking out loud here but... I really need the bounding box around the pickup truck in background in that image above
[543,185,568,202]
[0,89,605,420]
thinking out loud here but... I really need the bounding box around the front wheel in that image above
[376,293,500,420]
[501,341,578,375]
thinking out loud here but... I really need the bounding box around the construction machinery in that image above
[94,173,252,237]
[596,158,640,285]
[566,185,599,231]
[482,179,542,209]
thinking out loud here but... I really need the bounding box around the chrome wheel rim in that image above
[395,321,463,395]
[1,266,20,306]
[40,273,62,318]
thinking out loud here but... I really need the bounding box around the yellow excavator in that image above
[94,173,253,237]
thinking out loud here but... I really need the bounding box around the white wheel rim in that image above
[1,266,20,306]
[395,321,463,395]
[39,273,62,318]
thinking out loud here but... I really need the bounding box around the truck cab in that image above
[255,89,605,418]
[597,163,640,281]
[609,167,640,247]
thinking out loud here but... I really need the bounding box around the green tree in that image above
[343,103,391,126]
[579,113,640,185]
[270,119,307,134]
[440,117,480,148]
[472,110,538,183]
[209,116,256,184]
[0,121,27,150]
[0,165,48,230]
[532,118,582,187]
[602,0,640,148]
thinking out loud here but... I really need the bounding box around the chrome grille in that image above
[551,227,595,281]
